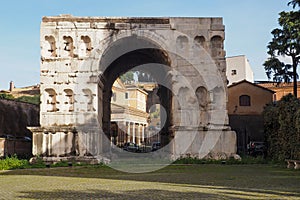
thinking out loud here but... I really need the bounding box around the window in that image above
[231,69,237,75]
[125,92,128,99]
[239,95,251,106]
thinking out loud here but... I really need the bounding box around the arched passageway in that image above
[100,37,173,151]
[31,16,237,167]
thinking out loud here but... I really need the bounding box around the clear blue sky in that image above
[0,0,292,89]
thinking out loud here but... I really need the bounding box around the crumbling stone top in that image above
[42,14,223,25]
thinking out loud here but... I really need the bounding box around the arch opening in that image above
[100,37,173,153]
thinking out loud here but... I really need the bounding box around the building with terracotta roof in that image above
[228,80,274,154]
[257,81,300,101]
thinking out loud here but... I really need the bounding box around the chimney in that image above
[9,81,14,92]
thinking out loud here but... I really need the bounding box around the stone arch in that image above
[95,32,170,73]
[87,30,170,74]
[44,35,57,57]
[98,35,173,147]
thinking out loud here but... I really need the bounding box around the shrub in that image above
[0,93,14,100]
[16,95,40,105]
[0,155,28,170]
[263,94,300,161]
[173,156,269,165]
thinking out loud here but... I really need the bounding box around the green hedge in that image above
[0,156,29,170]
[263,94,300,161]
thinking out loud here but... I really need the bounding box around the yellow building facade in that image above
[110,79,149,146]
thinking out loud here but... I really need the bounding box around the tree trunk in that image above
[293,57,298,98]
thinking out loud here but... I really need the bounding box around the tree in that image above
[0,93,14,100]
[16,95,40,105]
[263,4,300,97]
[263,94,300,160]
[288,0,300,9]
[120,71,134,83]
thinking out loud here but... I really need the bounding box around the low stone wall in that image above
[0,138,32,158]
[0,99,39,137]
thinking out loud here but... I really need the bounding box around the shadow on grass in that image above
[174,184,300,198]
[18,189,229,200]
[2,164,300,198]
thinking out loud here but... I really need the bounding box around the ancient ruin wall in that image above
[0,99,39,137]
[32,15,236,164]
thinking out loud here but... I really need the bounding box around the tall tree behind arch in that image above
[263,1,300,97]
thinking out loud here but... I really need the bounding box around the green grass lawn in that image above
[0,164,299,199]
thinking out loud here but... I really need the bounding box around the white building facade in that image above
[226,55,254,85]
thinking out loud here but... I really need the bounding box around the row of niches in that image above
[177,86,224,110]
[42,35,93,58]
[42,34,224,58]
[44,86,224,113]
[43,88,95,113]
[176,35,224,57]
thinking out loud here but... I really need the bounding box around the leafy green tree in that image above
[0,93,14,100]
[288,0,300,8]
[16,95,40,105]
[120,71,134,83]
[263,94,300,160]
[263,3,300,97]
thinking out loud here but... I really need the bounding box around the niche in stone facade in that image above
[63,89,74,112]
[79,36,92,57]
[63,36,74,57]
[211,86,224,109]
[82,88,95,111]
[196,86,209,125]
[45,88,58,112]
[177,87,199,126]
[210,35,223,57]
[176,35,189,50]
[44,36,57,57]
[178,87,189,110]
[196,86,208,108]
[194,36,206,48]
